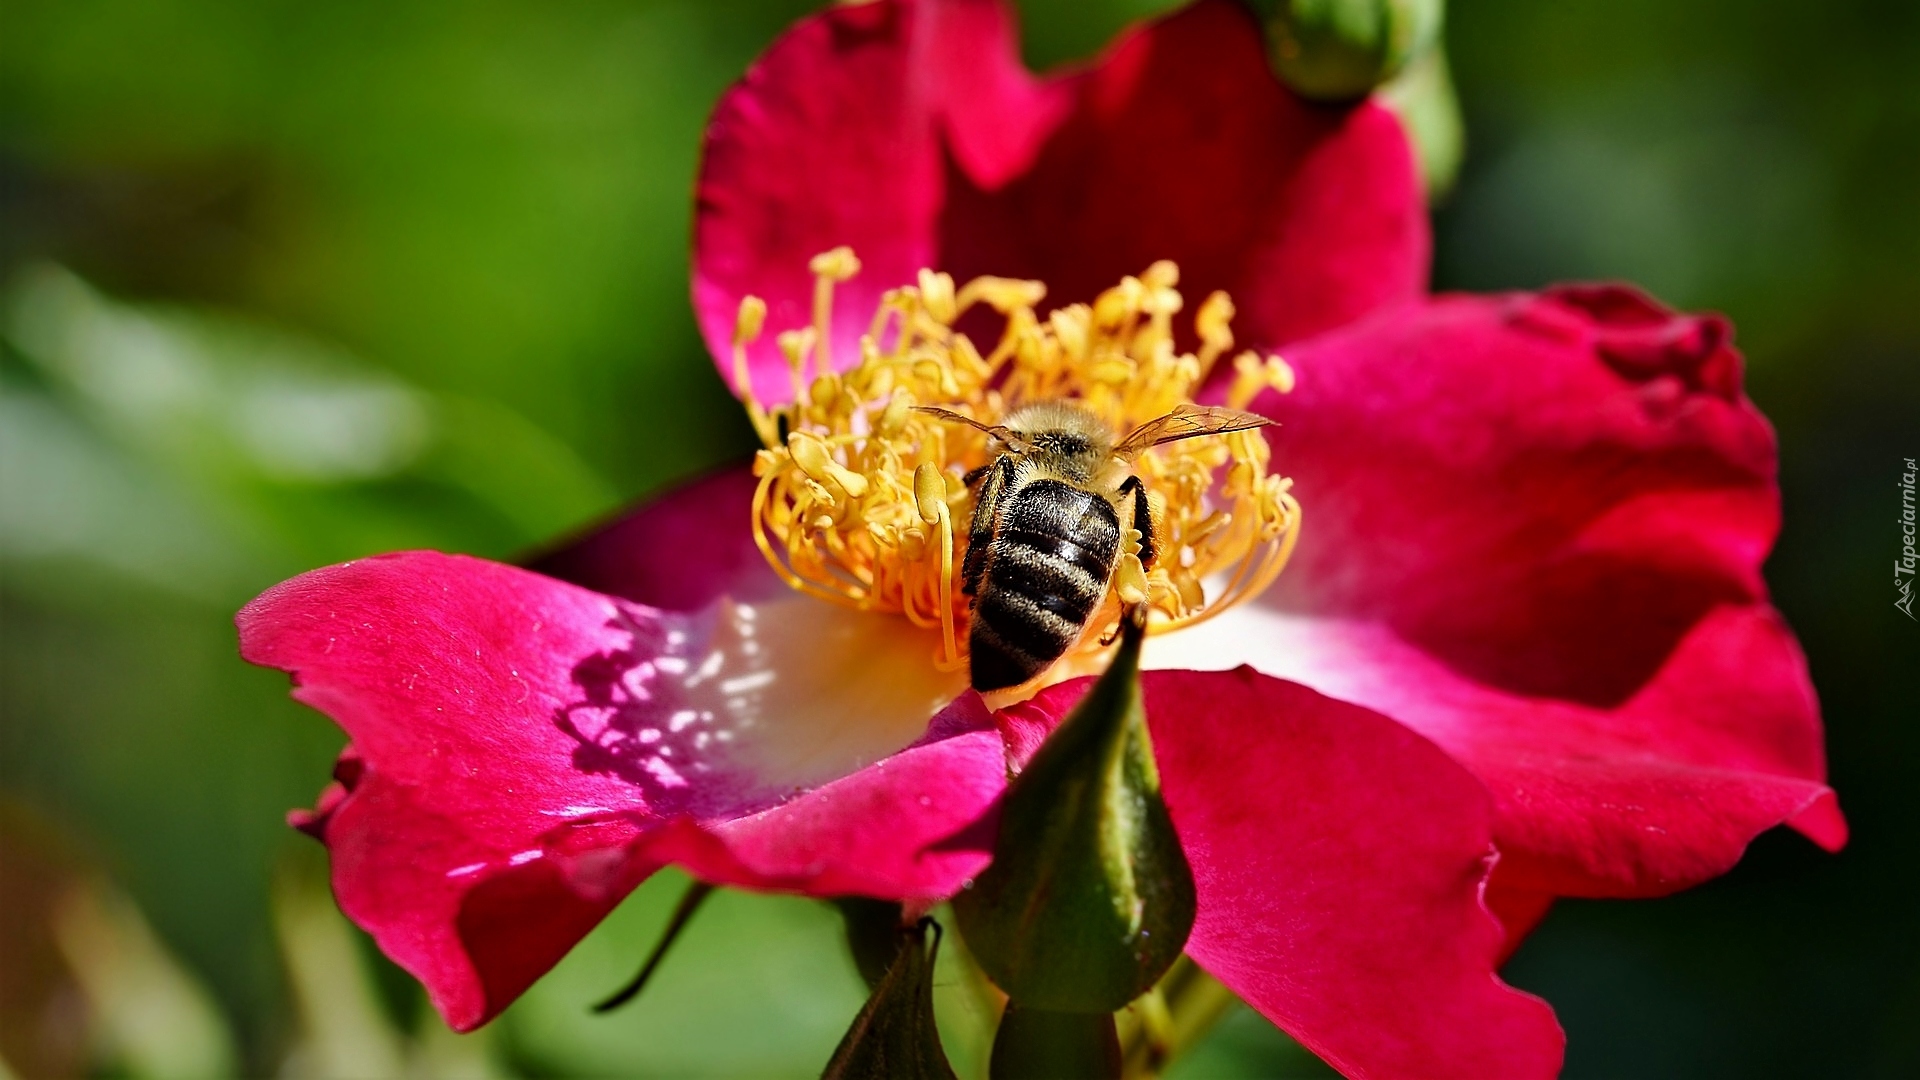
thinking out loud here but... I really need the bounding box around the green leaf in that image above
[820,919,957,1080]
[952,615,1196,1014]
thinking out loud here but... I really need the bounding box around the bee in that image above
[916,401,1273,692]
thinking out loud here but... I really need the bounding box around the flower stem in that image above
[1118,957,1242,1079]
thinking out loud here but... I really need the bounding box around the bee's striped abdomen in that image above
[969,479,1120,692]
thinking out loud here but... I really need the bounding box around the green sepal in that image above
[988,1005,1121,1080]
[1380,44,1464,202]
[820,918,957,1080]
[1256,0,1444,102]
[952,615,1196,1013]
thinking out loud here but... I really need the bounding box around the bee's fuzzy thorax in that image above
[1002,401,1113,483]
[732,247,1301,690]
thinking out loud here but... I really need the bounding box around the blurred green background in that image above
[1,0,1913,1076]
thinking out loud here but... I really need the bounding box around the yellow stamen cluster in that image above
[734,247,1301,674]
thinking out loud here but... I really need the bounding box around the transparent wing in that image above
[913,406,1019,446]
[1113,404,1274,458]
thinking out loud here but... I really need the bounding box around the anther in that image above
[809,246,862,283]
[957,276,1048,315]
[779,329,817,371]
[1115,548,1149,607]
[808,247,860,381]
[1228,352,1295,410]
[734,296,768,347]
[732,296,777,443]
[1194,291,1235,376]
[1094,276,1145,328]
[918,269,957,326]
[1049,305,1091,359]
[789,433,868,498]
[913,464,948,526]
[911,462,960,665]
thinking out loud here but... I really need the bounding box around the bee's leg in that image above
[1117,475,1157,569]
[963,457,1013,595]
[962,463,994,488]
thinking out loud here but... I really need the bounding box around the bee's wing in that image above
[1113,404,1274,457]
[914,406,1019,445]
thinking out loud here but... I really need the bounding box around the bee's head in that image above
[1028,429,1093,457]
[1001,401,1113,476]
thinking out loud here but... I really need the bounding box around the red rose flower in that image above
[681,0,1841,949]
[240,1,1841,1077]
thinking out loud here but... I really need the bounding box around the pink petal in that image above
[644,695,1004,901]
[241,552,1001,1029]
[1485,881,1556,964]
[694,0,1425,404]
[1003,670,1565,1079]
[526,466,777,611]
[1254,284,1783,707]
[693,0,1064,405]
[939,0,1426,361]
[1147,603,1843,900]
[1206,283,1842,896]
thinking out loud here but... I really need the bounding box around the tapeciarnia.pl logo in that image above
[1899,457,1917,620]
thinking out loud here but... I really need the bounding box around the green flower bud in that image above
[952,614,1196,1014]
[821,918,957,1080]
[1259,0,1444,102]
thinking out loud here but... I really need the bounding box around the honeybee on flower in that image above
[732,248,1298,694]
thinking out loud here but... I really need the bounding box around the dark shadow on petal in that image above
[551,607,781,821]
